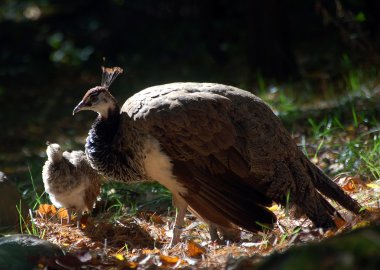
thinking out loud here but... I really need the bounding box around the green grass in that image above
[99,181,173,219]
[301,106,380,179]
[27,165,46,209]
[256,62,380,181]
[15,166,47,237]
[17,206,45,238]
[279,226,302,245]
[341,130,380,178]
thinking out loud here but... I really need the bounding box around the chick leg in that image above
[76,211,83,228]
[67,208,72,225]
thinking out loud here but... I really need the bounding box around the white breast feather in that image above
[143,137,187,196]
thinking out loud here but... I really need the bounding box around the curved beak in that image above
[73,100,85,115]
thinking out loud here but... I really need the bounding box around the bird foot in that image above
[209,225,223,244]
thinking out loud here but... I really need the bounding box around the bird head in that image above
[46,143,63,162]
[73,86,117,118]
[73,67,123,119]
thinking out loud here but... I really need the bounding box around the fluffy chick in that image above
[42,143,101,227]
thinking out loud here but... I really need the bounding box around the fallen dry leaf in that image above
[338,175,365,192]
[342,179,357,192]
[36,204,57,217]
[187,240,206,257]
[57,208,70,220]
[365,207,380,213]
[159,254,180,265]
[150,214,165,224]
[142,249,160,255]
[333,216,347,229]
[324,229,336,238]
[352,220,370,230]
[366,183,380,190]
[114,253,125,261]
[126,261,138,268]
[267,203,280,212]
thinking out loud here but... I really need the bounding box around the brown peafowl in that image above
[73,67,365,246]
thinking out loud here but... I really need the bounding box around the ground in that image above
[30,174,379,269]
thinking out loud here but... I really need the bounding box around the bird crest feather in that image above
[101,66,123,89]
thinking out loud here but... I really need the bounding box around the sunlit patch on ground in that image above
[29,177,379,269]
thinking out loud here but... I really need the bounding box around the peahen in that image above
[73,67,364,245]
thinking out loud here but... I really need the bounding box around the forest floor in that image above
[31,181,379,269]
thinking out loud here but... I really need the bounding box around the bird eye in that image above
[90,94,100,104]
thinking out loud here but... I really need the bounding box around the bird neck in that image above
[92,107,121,142]
[86,106,121,162]
[85,105,147,182]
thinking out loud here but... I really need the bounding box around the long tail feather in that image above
[303,155,363,214]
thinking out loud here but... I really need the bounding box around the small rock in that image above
[0,234,65,270]
[255,224,380,270]
[0,172,28,232]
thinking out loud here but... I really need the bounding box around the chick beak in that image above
[73,100,85,115]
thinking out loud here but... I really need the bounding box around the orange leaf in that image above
[338,175,366,192]
[324,229,336,238]
[126,262,138,268]
[142,249,160,255]
[342,179,356,192]
[57,208,70,220]
[333,216,347,229]
[187,240,206,257]
[36,204,57,216]
[159,254,180,264]
[150,214,164,224]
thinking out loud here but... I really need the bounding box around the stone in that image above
[0,234,64,270]
[0,172,28,232]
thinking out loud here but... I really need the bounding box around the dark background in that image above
[2,0,380,85]
[1,0,380,178]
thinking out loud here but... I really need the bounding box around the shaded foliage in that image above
[1,0,380,86]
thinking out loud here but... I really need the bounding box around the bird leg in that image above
[65,208,81,228]
[209,224,222,243]
[67,208,72,225]
[169,195,188,247]
[76,211,82,229]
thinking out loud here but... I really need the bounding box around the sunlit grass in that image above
[253,64,380,184]
[298,105,380,180]
[14,166,47,237]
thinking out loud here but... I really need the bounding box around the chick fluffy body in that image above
[42,143,101,226]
